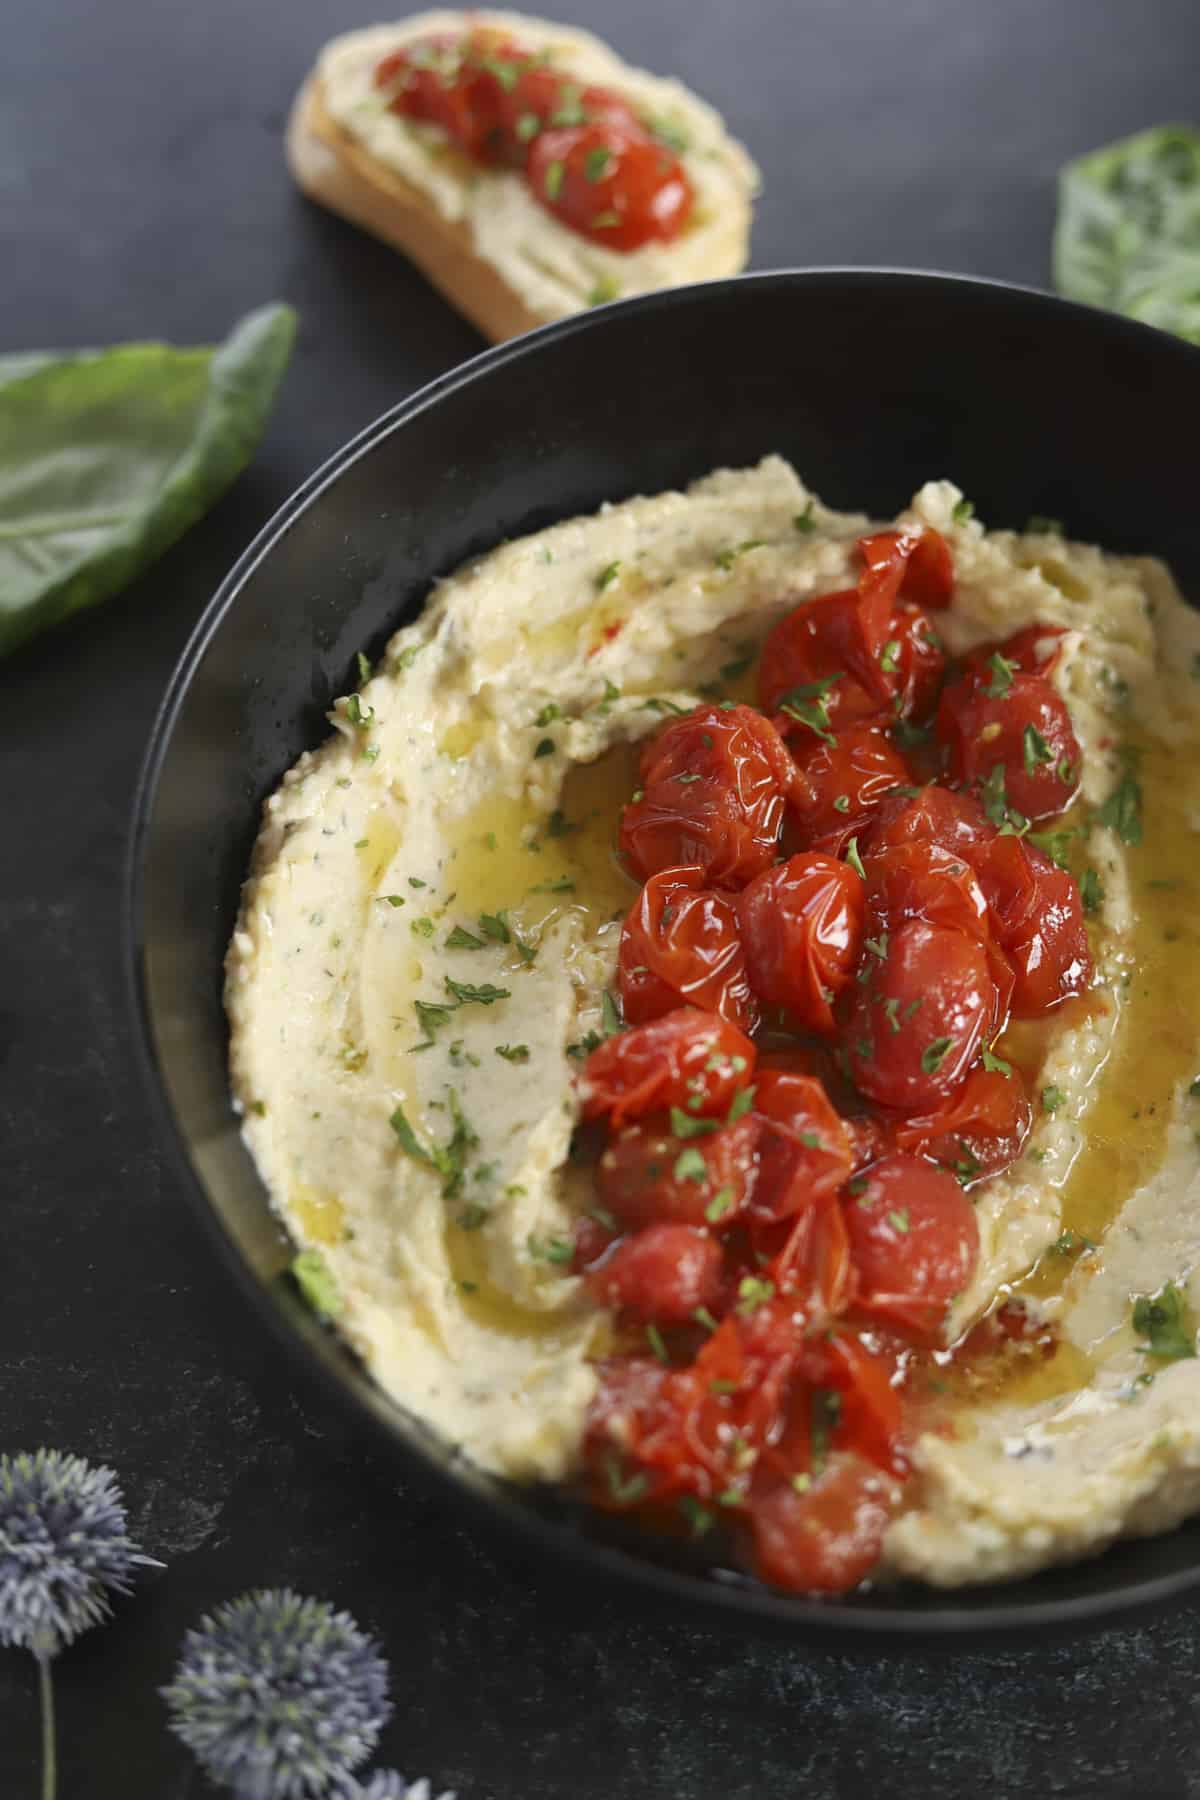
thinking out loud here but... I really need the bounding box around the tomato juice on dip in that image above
[228,457,1200,1596]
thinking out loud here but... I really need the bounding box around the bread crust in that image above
[288,75,565,341]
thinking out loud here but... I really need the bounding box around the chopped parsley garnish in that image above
[543,159,565,200]
[984,652,1016,698]
[414,999,456,1037]
[705,1187,735,1223]
[356,651,371,684]
[411,915,435,938]
[673,1147,708,1183]
[382,894,405,907]
[595,560,621,591]
[678,1496,714,1538]
[444,977,511,1006]
[882,998,902,1034]
[1027,826,1078,869]
[1079,867,1104,914]
[645,1323,669,1363]
[736,1275,775,1316]
[600,990,621,1038]
[879,639,901,673]
[479,912,510,944]
[844,836,866,880]
[716,539,766,571]
[1096,752,1143,845]
[810,1389,842,1474]
[921,1036,956,1075]
[390,1104,433,1164]
[535,702,562,727]
[726,1085,756,1124]
[534,737,555,758]
[793,502,816,533]
[833,794,851,813]
[1049,1229,1096,1257]
[408,876,427,889]
[647,114,690,153]
[531,877,575,895]
[777,674,842,745]
[1132,1282,1197,1362]
[887,1208,911,1235]
[670,1106,720,1139]
[981,763,1030,836]
[952,497,974,525]
[1023,723,1054,774]
[495,1043,530,1063]
[515,110,540,142]
[588,275,620,307]
[604,1458,648,1505]
[981,1042,1013,1077]
[584,145,612,181]
[345,693,373,729]
[528,1234,574,1265]
[445,924,486,951]
[1042,1084,1066,1112]
[865,932,889,961]
[292,1249,340,1321]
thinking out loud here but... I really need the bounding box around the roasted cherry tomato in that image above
[857,527,954,613]
[595,1113,760,1230]
[975,839,1091,1016]
[892,1065,1033,1183]
[759,591,943,733]
[815,1331,908,1475]
[736,853,865,1032]
[965,621,1069,684]
[748,1070,853,1218]
[787,725,915,856]
[529,120,693,249]
[587,1223,723,1320]
[620,704,795,887]
[842,1153,979,1339]
[375,34,503,159]
[485,68,637,163]
[860,783,994,861]
[841,919,996,1111]
[862,840,990,945]
[580,1008,756,1127]
[936,669,1081,821]
[748,1455,901,1594]
[618,867,757,1031]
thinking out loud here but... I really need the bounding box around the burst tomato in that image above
[841,919,996,1111]
[892,1065,1033,1182]
[736,853,865,1031]
[965,621,1069,683]
[787,725,916,855]
[862,840,990,944]
[375,36,501,157]
[857,527,954,613]
[587,1223,724,1320]
[759,589,945,731]
[580,1008,756,1127]
[748,1455,901,1593]
[618,867,756,1030]
[975,839,1091,1016]
[595,1113,760,1230]
[529,120,693,248]
[936,668,1081,821]
[859,782,995,861]
[747,1070,854,1219]
[620,704,795,887]
[843,1154,979,1339]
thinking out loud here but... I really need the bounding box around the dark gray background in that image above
[4,0,1200,1794]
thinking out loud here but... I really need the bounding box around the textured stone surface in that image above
[4,0,1200,1793]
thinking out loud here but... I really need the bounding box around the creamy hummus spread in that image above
[317,12,759,320]
[227,455,1200,1587]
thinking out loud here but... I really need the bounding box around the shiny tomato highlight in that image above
[737,853,865,1031]
[619,866,757,1031]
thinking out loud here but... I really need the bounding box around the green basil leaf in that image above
[1054,126,1200,344]
[0,301,295,656]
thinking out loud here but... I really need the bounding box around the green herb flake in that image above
[952,497,975,525]
[382,894,406,908]
[528,1234,574,1266]
[832,794,851,813]
[736,1275,775,1316]
[495,1043,530,1063]
[479,912,510,944]
[669,1106,720,1139]
[985,652,1016,698]
[778,674,842,745]
[595,560,621,591]
[982,1042,1013,1077]
[705,1186,735,1224]
[645,1322,670,1364]
[793,502,817,533]
[921,1036,956,1075]
[534,736,555,758]
[411,915,435,939]
[600,990,621,1037]
[678,1496,714,1538]
[445,924,485,951]
[726,1085,756,1125]
[515,110,541,142]
[584,145,612,181]
[1079,866,1105,914]
[1096,754,1143,846]
[1043,1084,1066,1112]
[445,977,511,1007]
[879,639,901,673]
[543,159,565,200]
[604,1457,648,1506]
[588,275,620,307]
[673,1146,709,1183]
[1023,722,1054,774]
[1132,1281,1197,1362]
[887,1208,911,1235]
[292,1248,341,1321]
[845,836,866,880]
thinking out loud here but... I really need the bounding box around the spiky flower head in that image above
[0,1450,155,1659]
[163,1588,392,1798]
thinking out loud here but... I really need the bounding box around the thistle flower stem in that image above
[38,1656,56,1800]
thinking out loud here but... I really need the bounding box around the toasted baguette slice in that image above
[287,14,759,343]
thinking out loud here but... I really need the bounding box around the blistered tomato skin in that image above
[529,122,693,249]
[749,1456,901,1594]
[749,1070,854,1216]
[861,783,995,861]
[595,1114,760,1230]
[892,1066,1033,1181]
[979,841,1092,1016]
[857,528,955,612]
[737,853,865,1032]
[620,705,796,888]
[787,725,916,855]
[842,1154,980,1338]
[619,867,757,1031]
[842,919,996,1111]
[587,1224,724,1320]
[936,668,1082,821]
[581,1008,756,1127]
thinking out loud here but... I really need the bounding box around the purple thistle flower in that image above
[163,1588,392,1798]
[0,1449,155,1659]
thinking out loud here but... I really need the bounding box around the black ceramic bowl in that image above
[128,270,1200,1641]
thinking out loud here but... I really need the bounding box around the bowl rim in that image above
[125,265,1200,1642]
